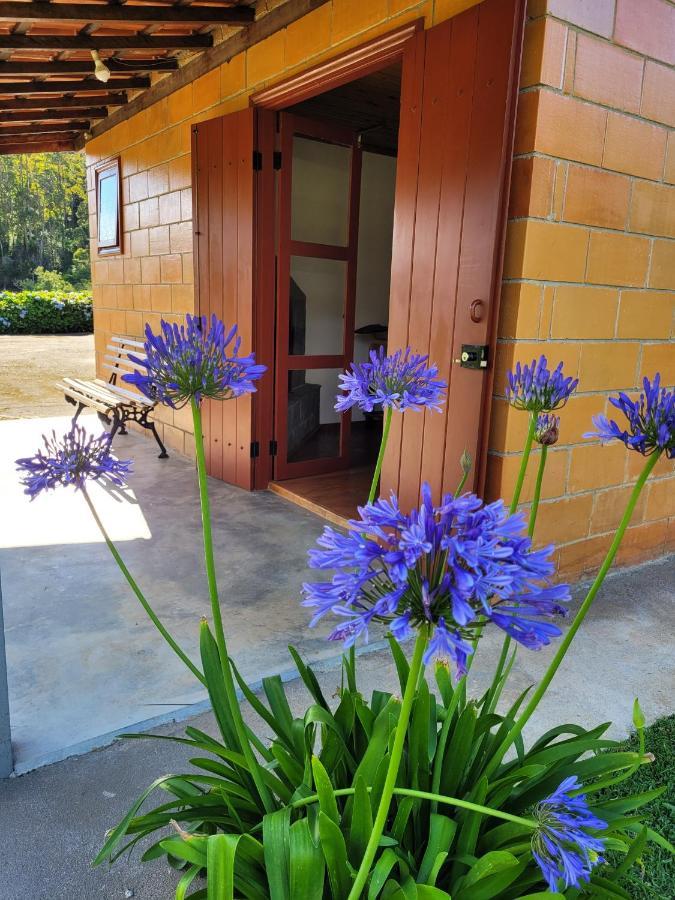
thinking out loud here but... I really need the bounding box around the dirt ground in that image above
[0,334,95,420]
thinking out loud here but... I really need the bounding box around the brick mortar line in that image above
[501,276,674,294]
[507,213,675,244]
[513,151,674,191]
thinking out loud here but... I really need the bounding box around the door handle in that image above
[470,298,485,323]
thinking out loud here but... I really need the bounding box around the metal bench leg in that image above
[118,422,128,435]
[149,421,169,459]
[68,399,86,425]
[108,412,122,444]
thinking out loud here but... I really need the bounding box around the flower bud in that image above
[535,413,560,446]
[460,448,472,475]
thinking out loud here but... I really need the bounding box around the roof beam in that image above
[0,140,77,154]
[0,77,150,94]
[0,34,213,51]
[1,94,127,110]
[0,59,179,76]
[0,122,90,136]
[0,3,255,25]
[0,132,79,144]
[0,108,108,122]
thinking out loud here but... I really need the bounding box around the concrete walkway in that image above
[0,414,341,772]
[0,556,673,899]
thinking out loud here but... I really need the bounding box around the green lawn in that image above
[599,715,674,898]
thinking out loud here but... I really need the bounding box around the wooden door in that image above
[192,108,257,490]
[274,113,362,481]
[382,0,524,510]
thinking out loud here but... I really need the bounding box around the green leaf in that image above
[160,836,208,868]
[207,833,238,900]
[632,698,646,731]
[311,755,341,826]
[288,646,331,711]
[440,705,476,797]
[199,622,240,752]
[416,888,451,899]
[263,675,295,744]
[318,810,352,899]
[349,774,374,864]
[289,819,325,900]
[368,848,399,899]
[263,807,291,900]
[388,633,410,694]
[175,865,201,900]
[417,814,456,884]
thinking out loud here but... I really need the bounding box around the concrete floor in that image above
[0,414,345,772]
[0,556,673,899]
[0,334,95,419]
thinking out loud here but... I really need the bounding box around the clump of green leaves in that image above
[0,289,92,334]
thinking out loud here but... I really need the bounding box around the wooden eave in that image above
[0,0,329,154]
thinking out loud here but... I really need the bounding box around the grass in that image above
[598,714,674,898]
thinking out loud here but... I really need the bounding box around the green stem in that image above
[368,405,393,504]
[454,468,470,499]
[82,489,205,685]
[510,412,537,514]
[191,399,275,814]
[348,628,428,900]
[527,444,547,538]
[485,451,661,780]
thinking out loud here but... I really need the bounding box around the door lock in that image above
[456,344,489,369]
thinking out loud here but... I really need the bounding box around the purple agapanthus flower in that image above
[506,356,578,413]
[335,347,447,414]
[302,484,569,677]
[585,374,674,459]
[123,314,266,409]
[531,776,607,893]
[16,425,132,499]
[534,413,560,446]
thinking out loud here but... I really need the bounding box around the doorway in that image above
[269,65,401,520]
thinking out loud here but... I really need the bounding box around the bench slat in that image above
[106,344,146,360]
[110,335,145,349]
[56,382,113,415]
[104,380,154,406]
[103,355,144,373]
[62,377,124,407]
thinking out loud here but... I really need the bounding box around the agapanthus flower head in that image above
[302,483,569,677]
[585,373,674,459]
[506,355,578,413]
[16,425,131,499]
[531,776,607,893]
[123,314,266,409]
[535,413,560,446]
[335,347,447,414]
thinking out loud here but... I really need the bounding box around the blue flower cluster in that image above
[124,314,266,409]
[303,484,569,676]
[506,356,578,413]
[532,776,607,893]
[335,347,447,414]
[586,374,674,459]
[16,425,132,499]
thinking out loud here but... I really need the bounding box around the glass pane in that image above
[289,256,346,356]
[291,136,351,246]
[287,368,342,463]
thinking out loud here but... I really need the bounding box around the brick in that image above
[646,476,675,521]
[573,33,643,114]
[159,190,182,226]
[615,0,675,67]
[488,398,531,453]
[172,283,194,314]
[539,285,554,337]
[627,444,674,480]
[138,197,159,229]
[123,202,139,232]
[149,224,170,256]
[140,255,160,284]
[285,4,332,68]
[169,155,191,191]
[132,284,151,310]
[640,342,675,383]
[649,240,675,289]
[332,0,388,43]
[170,221,193,254]
[485,448,568,505]
[557,533,613,578]
[591,484,647,534]
[128,171,148,203]
[535,493,594,545]
[562,393,608,444]
[514,90,607,166]
[641,61,675,128]
[180,188,193,221]
[568,442,626,493]
[520,16,566,89]
[578,341,640,391]
[586,232,650,287]
[115,285,133,309]
[508,155,554,218]
[160,254,183,284]
[167,84,193,125]
[107,259,124,284]
[550,286,619,339]
[150,284,171,312]
[182,252,194,284]
[562,165,630,230]
[125,310,143,337]
[504,219,588,281]
[130,228,149,258]
[544,0,615,39]
[562,29,576,93]
[192,68,220,112]
[247,31,286,87]
[220,54,245,99]
[616,520,667,567]
[498,282,542,340]
[617,291,674,339]
[551,161,566,221]
[665,133,675,185]
[147,164,169,198]
[629,182,675,239]
[604,116,668,184]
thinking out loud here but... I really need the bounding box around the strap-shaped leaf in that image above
[288,645,331,710]
[387,633,410,694]
[199,622,241,752]
[319,810,352,898]
[367,848,400,900]
[440,705,476,797]
[311,756,341,826]
[289,818,325,900]
[207,833,238,900]
[349,773,374,864]
[263,808,291,900]
[417,814,456,884]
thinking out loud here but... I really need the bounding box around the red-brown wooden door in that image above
[382,0,524,510]
[274,113,362,480]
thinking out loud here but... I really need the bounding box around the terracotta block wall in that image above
[85,0,482,456]
[488,0,675,577]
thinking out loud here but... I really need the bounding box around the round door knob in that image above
[470,299,484,323]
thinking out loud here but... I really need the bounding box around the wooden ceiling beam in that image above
[0,121,90,135]
[1,94,127,110]
[0,34,213,51]
[0,108,108,122]
[0,3,255,25]
[0,140,77,154]
[0,59,178,76]
[0,132,80,144]
[0,76,150,94]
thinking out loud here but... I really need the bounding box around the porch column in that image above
[0,573,12,777]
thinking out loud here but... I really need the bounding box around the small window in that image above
[95,158,122,256]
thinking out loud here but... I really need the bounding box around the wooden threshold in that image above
[268,466,375,528]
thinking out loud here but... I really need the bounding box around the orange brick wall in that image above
[85,0,480,456]
[488,0,675,577]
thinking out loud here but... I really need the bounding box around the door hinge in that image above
[273,150,282,170]
[250,440,260,458]
[252,150,263,171]
[269,439,278,457]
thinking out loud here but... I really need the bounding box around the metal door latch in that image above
[455,345,489,369]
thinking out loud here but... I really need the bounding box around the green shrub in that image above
[19,266,75,292]
[0,289,92,335]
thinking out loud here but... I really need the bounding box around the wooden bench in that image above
[56,335,169,459]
